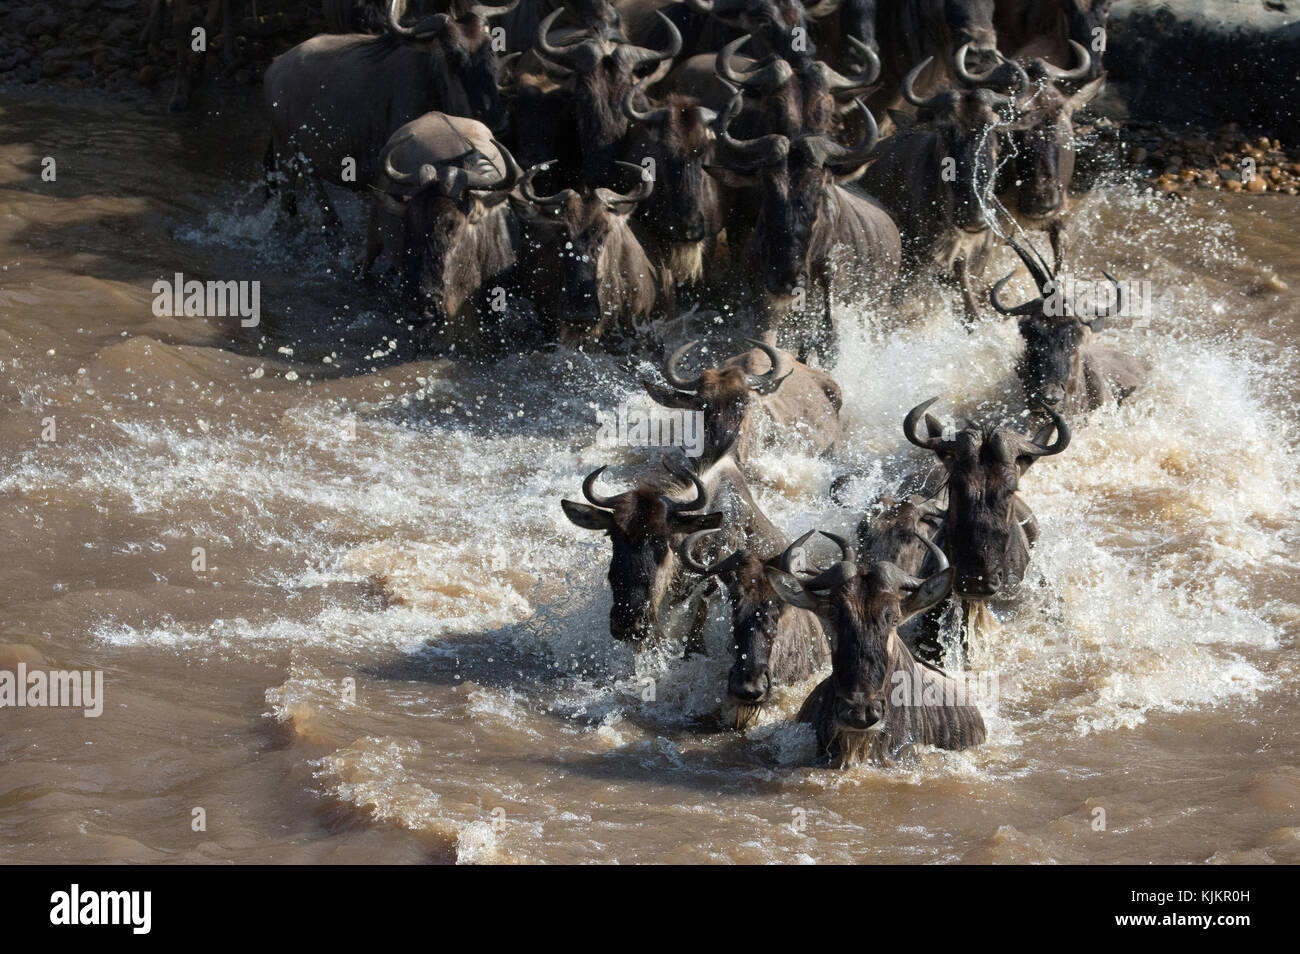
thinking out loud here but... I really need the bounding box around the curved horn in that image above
[953,42,997,85]
[386,0,415,35]
[519,160,574,207]
[664,339,702,390]
[1004,231,1055,296]
[1040,39,1092,83]
[913,529,948,576]
[536,7,583,59]
[845,36,881,86]
[804,98,878,170]
[622,76,671,125]
[803,530,857,592]
[715,35,794,90]
[742,338,788,394]
[715,81,790,168]
[1020,403,1071,457]
[384,149,424,185]
[1091,270,1124,321]
[902,56,943,109]
[780,529,819,575]
[470,0,521,19]
[596,160,654,208]
[620,11,682,69]
[581,465,620,508]
[685,0,714,12]
[904,397,947,451]
[990,270,1043,316]
[679,529,748,577]
[805,0,842,16]
[663,455,708,513]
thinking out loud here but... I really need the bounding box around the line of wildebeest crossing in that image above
[258,0,1144,767]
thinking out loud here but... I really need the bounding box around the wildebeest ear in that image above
[887,109,916,130]
[763,566,823,612]
[703,164,757,189]
[1068,75,1106,112]
[672,510,725,533]
[901,568,953,618]
[641,377,702,410]
[371,190,408,216]
[561,499,615,531]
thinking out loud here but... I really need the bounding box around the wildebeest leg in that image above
[357,207,383,278]
[1048,218,1068,273]
[954,258,981,325]
[310,175,344,231]
[811,266,838,367]
[168,0,196,113]
[140,0,166,52]
[1012,495,1039,547]
[682,582,714,659]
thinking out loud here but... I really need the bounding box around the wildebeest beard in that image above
[575,69,633,176]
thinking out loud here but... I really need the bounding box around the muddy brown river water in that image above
[1,86,1298,864]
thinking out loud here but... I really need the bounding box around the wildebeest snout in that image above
[728,665,772,703]
[836,694,885,731]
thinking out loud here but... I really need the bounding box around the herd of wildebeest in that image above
[244,0,1148,766]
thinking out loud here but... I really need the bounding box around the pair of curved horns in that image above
[582,456,708,513]
[903,397,1071,458]
[662,338,787,393]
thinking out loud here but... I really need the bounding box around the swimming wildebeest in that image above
[710,83,900,363]
[679,526,831,729]
[263,0,513,220]
[996,44,1104,270]
[562,456,724,646]
[511,160,660,345]
[995,0,1112,83]
[902,396,1068,603]
[641,337,842,466]
[765,529,987,766]
[991,235,1144,413]
[620,77,723,292]
[856,53,1028,320]
[362,113,524,354]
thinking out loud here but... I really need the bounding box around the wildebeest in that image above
[524,8,683,182]
[511,160,660,345]
[264,0,513,220]
[562,456,724,645]
[856,54,1028,320]
[620,77,723,290]
[641,337,842,466]
[995,0,1111,83]
[991,236,1144,413]
[870,0,999,110]
[995,45,1104,270]
[362,113,524,354]
[679,527,831,729]
[710,84,900,363]
[765,529,986,765]
[140,0,240,113]
[902,396,1068,602]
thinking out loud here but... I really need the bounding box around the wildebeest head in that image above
[903,396,1069,599]
[622,79,719,248]
[562,458,724,643]
[1061,0,1112,83]
[1003,44,1104,221]
[897,52,1029,234]
[765,529,953,735]
[535,9,682,175]
[513,159,656,340]
[385,0,517,132]
[991,234,1121,408]
[685,0,830,67]
[642,338,788,458]
[681,527,800,722]
[376,134,522,324]
[943,0,998,64]
[711,82,879,299]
